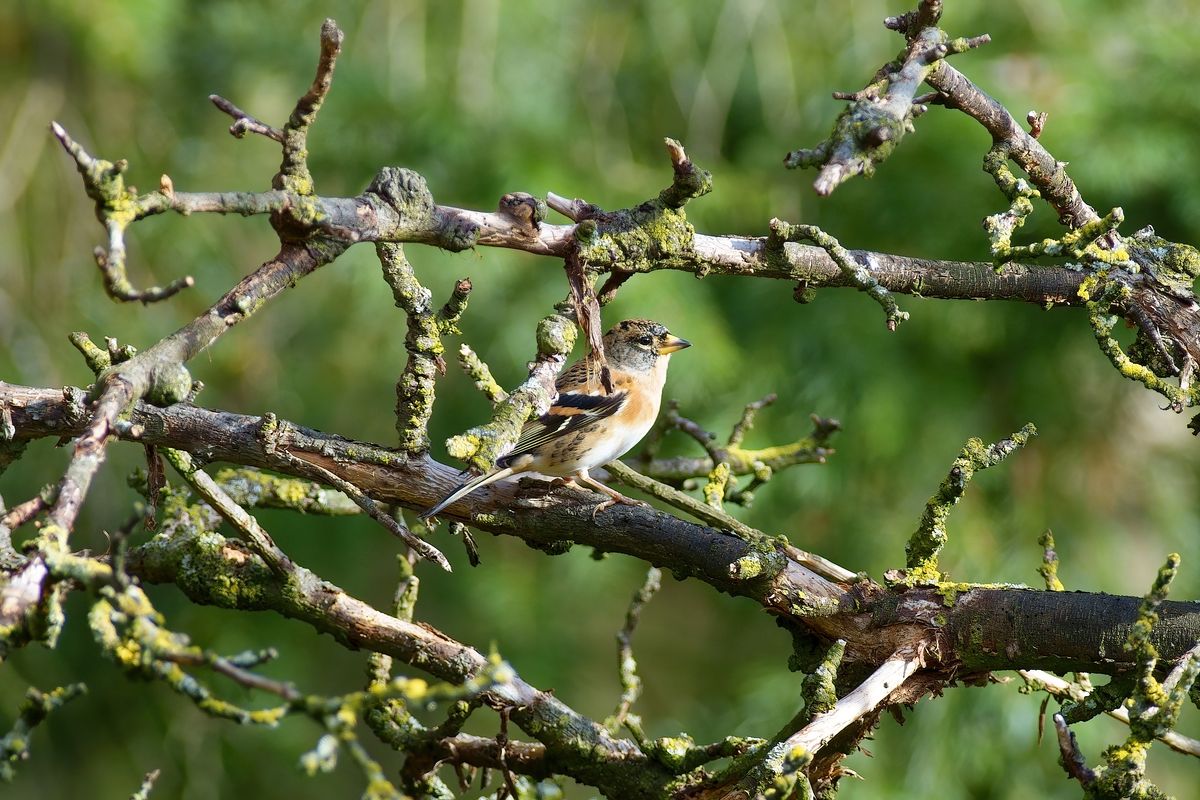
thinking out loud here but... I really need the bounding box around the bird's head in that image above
[603,319,691,372]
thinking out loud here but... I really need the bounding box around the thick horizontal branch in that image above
[96,167,1087,307]
[4,382,1197,678]
[943,587,1200,674]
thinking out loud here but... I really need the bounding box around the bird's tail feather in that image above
[421,467,515,520]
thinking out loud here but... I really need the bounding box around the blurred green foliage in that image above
[2,1,1199,798]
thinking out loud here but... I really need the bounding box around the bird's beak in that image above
[657,334,692,355]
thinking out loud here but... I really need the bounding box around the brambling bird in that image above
[422,319,691,519]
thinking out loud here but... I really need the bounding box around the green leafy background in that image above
[2,1,1199,797]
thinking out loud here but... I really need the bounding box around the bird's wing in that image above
[497,390,627,467]
[555,357,598,393]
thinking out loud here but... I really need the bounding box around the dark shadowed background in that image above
[2,1,1199,797]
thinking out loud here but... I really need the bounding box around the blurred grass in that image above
[2,1,1200,798]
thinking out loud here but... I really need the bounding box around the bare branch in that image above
[14,382,1200,678]
[1021,669,1200,759]
[1053,713,1097,787]
[1038,530,1065,591]
[278,18,344,190]
[926,61,1099,229]
[274,435,452,572]
[444,309,575,471]
[378,242,470,454]
[783,650,920,756]
[209,94,284,142]
[769,218,908,330]
[214,468,360,516]
[21,10,1200,798]
[458,344,508,404]
[785,7,989,196]
[162,448,294,576]
[606,567,662,735]
[50,123,196,303]
[715,649,921,798]
[119,515,674,798]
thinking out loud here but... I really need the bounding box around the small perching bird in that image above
[422,319,691,519]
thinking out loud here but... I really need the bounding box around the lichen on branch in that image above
[377,241,471,454]
[785,0,988,196]
[902,423,1037,584]
[1053,554,1200,798]
[768,218,908,330]
[445,308,576,471]
[0,683,87,782]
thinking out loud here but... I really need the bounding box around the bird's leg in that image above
[547,476,577,489]
[575,469,648,518]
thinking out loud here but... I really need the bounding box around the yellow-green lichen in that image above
[730,554,765,581]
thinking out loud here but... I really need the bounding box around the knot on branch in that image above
[144,362,194,407]
[496,192,547,239]
[571,199,695,275]
[555,140,708,281]
[367,166,435,229]
[367,167,479,252]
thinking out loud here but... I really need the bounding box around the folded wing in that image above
[497,391,627,467]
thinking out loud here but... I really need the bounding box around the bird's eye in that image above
[637,335,653,346]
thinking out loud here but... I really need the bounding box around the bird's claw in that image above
[590,494,649,520]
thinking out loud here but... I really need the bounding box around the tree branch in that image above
[119,503,682,798]
[704,648,921,799]
[1020,669,1200,759]
[5,382,1199,681]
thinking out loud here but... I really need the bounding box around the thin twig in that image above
[729,393,777,447]
[1020,669,1200,758]
[605,460,856,583]
[209,94,284,142]
[163,448,293,577]
[1052,713,1097,786]
[904,423,1037,582]
[278,446,451,572]
[129,769,161,800]
[162,649,299,702]
[769,218,907,330]
[607,567,662,733]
